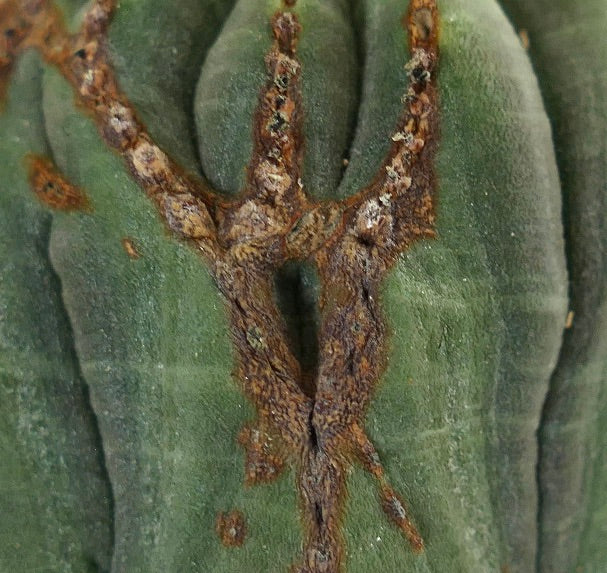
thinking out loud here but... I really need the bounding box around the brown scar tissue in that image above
[1,0,439,570]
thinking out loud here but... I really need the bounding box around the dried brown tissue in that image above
[1,0,440,571]
[216,510,247,547]
[26,154,90,211]
[121,237,140,259]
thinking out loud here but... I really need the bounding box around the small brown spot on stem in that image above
[565,310,574,329]
[518,29,530,50]
[26,154,90,211]
[121,237,140,259]
[215,510,247,547]
[380,485,424,554]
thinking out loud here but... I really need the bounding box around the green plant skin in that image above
[497,2,607,572]
[0,51,113,573]
[0,1,604,573]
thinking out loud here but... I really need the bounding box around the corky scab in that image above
[217,9,307,266]
[285,202,343,258]
[129,139,168,179]
[161,192,216,240]
[26,154,90,211]
[215,510,247,547]
[380,484,425,554]
[3,1,441,571]
[104,101,138,149]
[238,423,286,486]
[244,10,304,211]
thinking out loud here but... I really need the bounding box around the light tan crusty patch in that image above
[26,154,90,212]
[3,1,440,571]
[565,310,574,329]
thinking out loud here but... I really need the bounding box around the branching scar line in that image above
[1,0,439,571]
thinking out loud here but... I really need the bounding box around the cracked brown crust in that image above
[26,154,90,211]
[215,509,247,547]
[238,421,287,486]
[1,1,439,571]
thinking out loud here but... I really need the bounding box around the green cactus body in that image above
[0,1,604,573]
[497,2,607,572]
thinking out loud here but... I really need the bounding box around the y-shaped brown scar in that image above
[1,0,439,570]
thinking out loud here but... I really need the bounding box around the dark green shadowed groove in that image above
[195,0,280,195]
[107,0,239,174]
[0,52,113,572]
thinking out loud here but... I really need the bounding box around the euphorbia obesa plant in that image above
[0,0,605,571]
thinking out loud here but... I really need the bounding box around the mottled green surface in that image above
[1,0,605,571]
[498,1,607,572]
[0,52,113,572]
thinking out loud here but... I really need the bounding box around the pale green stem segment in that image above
[499,2,607,572]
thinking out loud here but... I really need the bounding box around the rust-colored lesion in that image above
[121,237,140,259]
[215,509,247,547]
[2,1,440,571]
[26,154,90,211]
